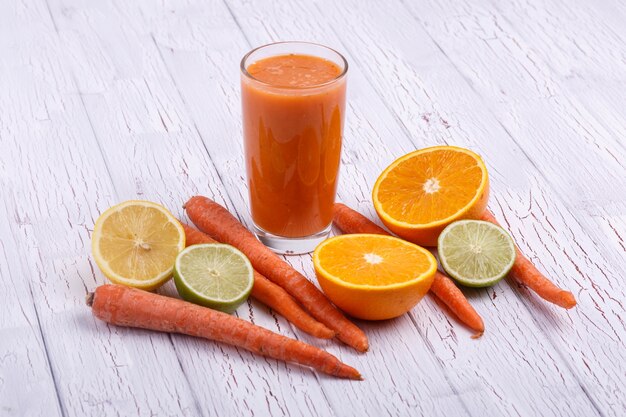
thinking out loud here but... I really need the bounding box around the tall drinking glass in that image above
[240,42,348,254]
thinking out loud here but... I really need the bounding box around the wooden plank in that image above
[137,0,473,415]
[0,189,63,417]
[483,0,626,260]
[0,0,204,415]
[407,0,626,254]
[0,8,62,416]
[488,0,626,150]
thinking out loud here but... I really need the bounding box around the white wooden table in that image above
[1,0,625,416]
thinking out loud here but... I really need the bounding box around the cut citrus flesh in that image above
[438,220,516,287]
[373,146,489,246]
[173,244,254,313]
[313,234,437,320]
[91,200,185,290]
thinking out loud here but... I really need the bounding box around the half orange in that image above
[313,234,437,320]
[373,146,489,246]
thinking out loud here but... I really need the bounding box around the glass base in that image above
[252,224,331,255]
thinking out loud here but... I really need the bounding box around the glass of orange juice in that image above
[240,42,347,254]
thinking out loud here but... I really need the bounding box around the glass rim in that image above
[240,41,348,90]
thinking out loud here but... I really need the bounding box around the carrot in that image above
[479,210,577,309]
[184,196,368,352]
[333,203,484,336]
[182,224,335,339]
[429,272,484,338]
[332,203,390,236]
[87,285,361,379]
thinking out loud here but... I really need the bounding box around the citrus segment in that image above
[91,201,185,290]
[373,146,489,246]
[313,234,437,320]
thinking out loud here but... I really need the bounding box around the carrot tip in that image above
[471,331,484,339]
[345,371,363,381]
[355,345,369,353]
[561,292,577,309]
[86,292,95,307]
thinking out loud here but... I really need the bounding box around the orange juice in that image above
[241,43,347,253]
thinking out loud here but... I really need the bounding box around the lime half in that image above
[438,220,516,287]
[174,244,254,313]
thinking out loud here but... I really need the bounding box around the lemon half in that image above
[91,200,185,290]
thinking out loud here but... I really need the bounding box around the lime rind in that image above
[438,220,516,288]
[174,244,254,313]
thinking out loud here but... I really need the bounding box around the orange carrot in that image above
[185,196,368,352]
[182,224,335,339]
[182,223,219,246]
[333,203,484,336]
[332,203,392,235]
[88,285,360,379]
[479,210,577,309]
[429,272,484,338]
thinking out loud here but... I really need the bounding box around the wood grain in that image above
[0,189,63,417]
[1,0,204,415]
[0,0,623,416]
